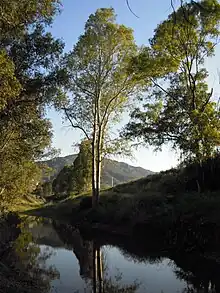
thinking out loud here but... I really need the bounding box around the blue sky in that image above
[47,0,220,172]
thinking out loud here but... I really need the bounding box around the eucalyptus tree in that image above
[61,8,142,205]
[124,0,220,163]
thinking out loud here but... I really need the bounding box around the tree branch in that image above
[100,75,131,125]
[63,107,90,141]
[126,0,139,18]
[73,76,95,97]
[201,88,213,112]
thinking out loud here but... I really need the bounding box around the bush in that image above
[181,153,220,192]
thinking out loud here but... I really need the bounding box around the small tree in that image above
[52,165,73,195]
[60,8,141,205]
[72,140,92,194]
[52,141,92,196]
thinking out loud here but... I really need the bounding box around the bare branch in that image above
[62,107,90,141]
[171,0,177,26]
[100,75,131,125]
[201,88,213,112]
[126,0,139,18]
[73,76,95,97]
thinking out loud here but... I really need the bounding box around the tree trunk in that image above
[92,140,98,207]
[95,143,101,206]
[96,158,100,204]
[92,243,97,293]
[95,124,103,206]
[92,101,99,207]
[93,92,102,207]
[97,247,103,293]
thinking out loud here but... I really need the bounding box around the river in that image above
[2,216,220,293]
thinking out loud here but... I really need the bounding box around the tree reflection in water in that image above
[90,242,140,293]
[7,217,220,293]
[0,217,60,293]
[53,221,140,293]
[53,221,220,293]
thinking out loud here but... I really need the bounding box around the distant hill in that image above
[42,154,153,187]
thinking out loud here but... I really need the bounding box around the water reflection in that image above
[0,216,60,293]
[173,254,220,293]
[52,221,140,292]
[1,216,220,293]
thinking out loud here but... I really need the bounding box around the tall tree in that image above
[0,0,64,207]
[124,0,220,163]
[60,8,141,205]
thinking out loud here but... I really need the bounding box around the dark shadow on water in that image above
[1,215,220,293]
[51,220,220,293]
[173,254,220,293]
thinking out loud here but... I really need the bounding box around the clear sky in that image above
[46,0,220,172]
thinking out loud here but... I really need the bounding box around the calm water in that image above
[5,216,220,293]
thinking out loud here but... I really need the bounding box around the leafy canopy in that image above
[61,7,140,150]
[0,0,64,206]
[124,0,220,162]
[59,8,143,202]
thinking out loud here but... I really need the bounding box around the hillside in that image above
[43,154,153,187]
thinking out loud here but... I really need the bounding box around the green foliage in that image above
[52,140,92,196]
[124,0,220,163]
[0,1,64,206]
[35,181,53,198]
[52,165,74,196]
[0,0,61,41]
[60,8,142,203]
[72,140,92,194]
[0,50,21,111]
[43,181,53,197]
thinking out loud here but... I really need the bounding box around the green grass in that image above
[1,194,44,214]
[24,193,86,220]
[24,184,220,254]
[23,162,220,253]
[23,166,220,224]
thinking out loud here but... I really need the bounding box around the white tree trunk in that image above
[92,139,98,207]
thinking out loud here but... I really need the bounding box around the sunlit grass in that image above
[10,194,44,213]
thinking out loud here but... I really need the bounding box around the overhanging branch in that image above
[126,0,139,18]
[62,107,90,141]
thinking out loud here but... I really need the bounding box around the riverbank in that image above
[24,155,220,256]
[0,213,21,255]
[25,162,220,256]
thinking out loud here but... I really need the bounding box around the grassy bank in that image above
[26,190,220,255]
[0,194,43,216]
[25,156,220,253]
